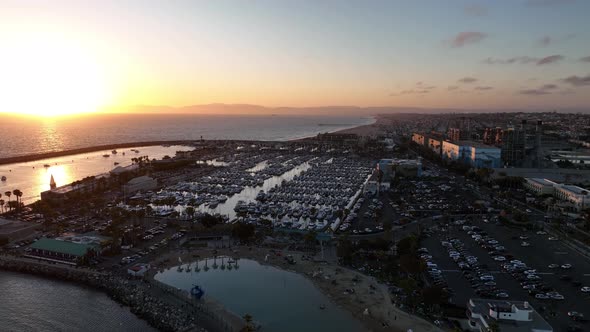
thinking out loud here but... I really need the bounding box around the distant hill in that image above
[99,104,589,116]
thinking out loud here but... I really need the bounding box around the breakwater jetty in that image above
[0,255,243,332]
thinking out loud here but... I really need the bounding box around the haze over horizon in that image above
[1,0,589,116]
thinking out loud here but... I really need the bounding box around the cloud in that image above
[482,55,564,65]
[483,56,537,64]
[474,86,493,91]
[580,56,590,62]
[447,86,459,91]
[525,0,576,6]
[537,36,551,46]
[518,83,560,95]
[465,4,488,16]
[458,77,478,84]
[536,54,564,65]
[561,74,590,87]
[450,31,487,48]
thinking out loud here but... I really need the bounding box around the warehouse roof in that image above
[30,238,94,257]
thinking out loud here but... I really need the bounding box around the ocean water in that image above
[0,114,373,159]
[0,271,155,332]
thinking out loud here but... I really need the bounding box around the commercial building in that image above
[524,178,555,196]
[0,218,39,243]
[553,183,590,211]
[27,238,98,265]
[442,141,502,168]
[363,171,380,195]
[466,298,552,332]
[378,159,422,179]
[411,133,427,146]
[41,175,108,203]
[123,176,158,194]
[427,138,443,155]
[502,128,526,166]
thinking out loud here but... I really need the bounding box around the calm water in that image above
[0,114,373,158]
[0,145,191,204]
[155,258,365,332]
[0,271,155,332]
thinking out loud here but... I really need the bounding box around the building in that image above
[502,128,526,165]
[27,238,97,265]
[0,218,39,243]
[378,158,422,179]
[447,127,461,142]
[428,138,443,155]
[442,141,502,168]
[123,176,158,194]
[553,183,590,211]
[524,178,555,196]
[41,175,108,203]
[466,298,552,332]
[411,133,426,146]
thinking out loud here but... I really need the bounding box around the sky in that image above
[0,0,589,115]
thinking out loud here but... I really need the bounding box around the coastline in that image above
[0,140,193,166]
[151,246,441,332]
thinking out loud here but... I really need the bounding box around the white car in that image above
[548,264,559,269]
[581,286,590,293]
[536,231,547,235]
[561,264,573,269]
[521,242,531,247]
[493,256,506,261]
[535,294,549,300]
[548,236,558,241]
[551,294,565,300]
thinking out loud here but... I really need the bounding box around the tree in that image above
[0,199,4,213]
[304,230,317,247]
[241,314,255,332]
[399,254,426,275]
[201,213,222,228]
[337,236,354,265]
[186,206,195,220]
[232,223,255,243]
[4,191,11,211]
[13,189,23,212]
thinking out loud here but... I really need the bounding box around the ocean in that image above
[0,113,374,158]
[0,271,155,332]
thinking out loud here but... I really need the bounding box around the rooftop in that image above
[457,140,498,149]
[557,184,589,195]
[30,238,94,257]
[468,298,552,332]
[526,178,557,186]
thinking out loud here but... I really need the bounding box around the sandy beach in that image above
[149,245,441,332]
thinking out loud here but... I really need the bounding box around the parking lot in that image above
[421,216,590,331]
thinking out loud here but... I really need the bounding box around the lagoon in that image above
[155,258,365,332]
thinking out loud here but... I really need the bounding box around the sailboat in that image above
[194,261,200,272]
[203,258,209,272]
[50,174,57,190]
[186,262,192,272]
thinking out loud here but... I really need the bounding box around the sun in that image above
[0,34,109,117]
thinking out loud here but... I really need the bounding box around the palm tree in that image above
[0,199,4,213]
[4,191,11,212]
[13,189,22,212]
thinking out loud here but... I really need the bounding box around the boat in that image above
[112,150,118,154]
[43,164,50,168]
[114,162,120,166]
[1,176,6,181]
[103,154,110,158]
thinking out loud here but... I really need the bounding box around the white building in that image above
[524,178,556,196]
[411,133,426,146]
[123,176,158,194]
[553,183,590,211]
[467,298,552,332]
[428,138,442,154]
[442,140,501,168]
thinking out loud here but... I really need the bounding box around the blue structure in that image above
[191,285,205,299]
